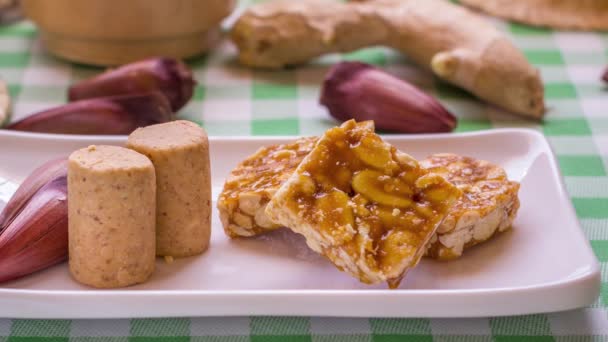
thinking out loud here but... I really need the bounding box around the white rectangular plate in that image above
[0,129,600,318]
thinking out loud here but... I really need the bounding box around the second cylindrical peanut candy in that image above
[68,145,156,288]
[127,120,211,257]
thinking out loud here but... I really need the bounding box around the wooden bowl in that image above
[21,0,236,66]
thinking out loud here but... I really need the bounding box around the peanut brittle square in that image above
[265,120,462,288]
[218,137,317,238]
[422,153,520,260]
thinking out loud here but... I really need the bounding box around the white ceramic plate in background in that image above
[0,129,600,318]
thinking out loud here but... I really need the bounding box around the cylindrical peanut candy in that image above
[68,145,156,288]
[127,120,211,257]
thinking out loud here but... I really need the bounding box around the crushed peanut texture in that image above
[266,120,462,288]
[422,153,520,260]
[218,137,318,237]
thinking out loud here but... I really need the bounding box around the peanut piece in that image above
[352,169,413,208]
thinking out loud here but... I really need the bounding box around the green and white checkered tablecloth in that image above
[1,0,608,340]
